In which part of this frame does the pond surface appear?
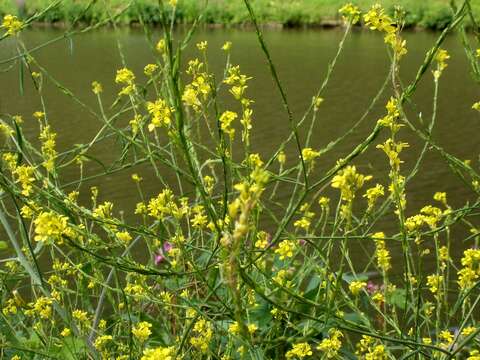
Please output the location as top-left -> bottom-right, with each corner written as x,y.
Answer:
1,27 -> 479,270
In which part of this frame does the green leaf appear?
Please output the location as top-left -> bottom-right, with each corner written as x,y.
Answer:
341,272 -> 372,284
387,288 -> 407,310
305,274 -> 321,294
55,336 -> 88,360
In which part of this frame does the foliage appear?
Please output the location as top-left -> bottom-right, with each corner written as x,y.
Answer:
0,0 -> 479,29
1,1 -> 480,359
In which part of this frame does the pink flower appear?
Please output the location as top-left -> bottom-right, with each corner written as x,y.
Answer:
154,242 -> 174,265
154,254 -> 165,265
163,241 -> 173,252
366,281 -> 379,294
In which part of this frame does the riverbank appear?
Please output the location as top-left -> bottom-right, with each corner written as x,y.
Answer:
2,0 -> 479,30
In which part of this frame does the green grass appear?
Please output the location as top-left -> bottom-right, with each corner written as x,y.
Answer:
1,0 -> 479,29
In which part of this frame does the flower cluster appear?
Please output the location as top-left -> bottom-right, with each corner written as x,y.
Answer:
373,232 -> 391,272
224,64 -> 254,143
339,3 -> 361,24
286,342 -> 313,359
275,239 -> 296,260
364,4 -> 407,59
182,59 -> 211,111
147,98 -> 174,131
356,335 -> 388,359
317,328 -> 343,358
34,211 -> 68,244
2,14 -> 22,35
190,318 -> 213,353
115,68 -> 136,96
331,166 -> 372,204
132,321 -> 152,343
433,48 -> 450,79
39,125 -> 58,172
457,248 -> 480,290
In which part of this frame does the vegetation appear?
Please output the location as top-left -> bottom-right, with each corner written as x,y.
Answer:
0,0 -> 479,29
1,0 -> 480,359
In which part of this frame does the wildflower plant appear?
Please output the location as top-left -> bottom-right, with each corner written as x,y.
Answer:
0,1 -> 480,359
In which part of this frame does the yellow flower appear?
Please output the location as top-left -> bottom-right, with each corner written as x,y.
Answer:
473,102 -> 480,111
277,150 -> 286,165
2,14 -> 22,35
422,337 -> 432,345
426,274 -> 443,295
384,32 -> 407,59
39,125 -> 57,172
338,3 -> 361,24
286,342 -> 313,359
439,330 -> 453,346
115,68 -> 136,95
222,41 -> 232,51
147,99 -> 174,131
92,81 -> 103,94
301,148 -> 320,162
144,63 -> 158,76
94,335 -> 113,350
116,231 -> 132,244
219,111 -> 238,137
255,231 -> 269,249
372,292 -> 384,303
349,281 -> 367,296
34,211 -> 68,244
61,328 -> 71,337
363,4 -> 394,33
356,335 -> 388,358
317,328 -> 343,358
196,41 -> 208,51
2,298 -> 17,316
275,240 -> 296,260
115,68 -> 135,84
33,111 -> 45,120
169,0 -> 178,7
13,165 -> 36,196
468,350 -> 480,360
433,191 -> 447,206
373,232 -> 391,272
182,85 -> 201,109
156,39 -> 166,53
132,321 -> 152,343
433,49 -> 450,79
132,173 -> 142,182
228,321 -> 257,336
190,318 -> 212,353
312,96 -> 324,110
462,326 -> 477,336
191,205 -> 208,228
376,139 -> 409,171
29,296 -> 53,319
364,184 -> 384,210
457,248 -> 480,290
331,166 -> 372,203
72,309 -> 89,323
318,196 -> 330,207
294,217 -> 311,230
141,346 -> 177,360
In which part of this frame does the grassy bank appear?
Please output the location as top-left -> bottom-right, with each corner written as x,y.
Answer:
1,0 -> 479,30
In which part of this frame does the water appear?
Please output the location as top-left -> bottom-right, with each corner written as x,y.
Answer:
1,27 -> 479,270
